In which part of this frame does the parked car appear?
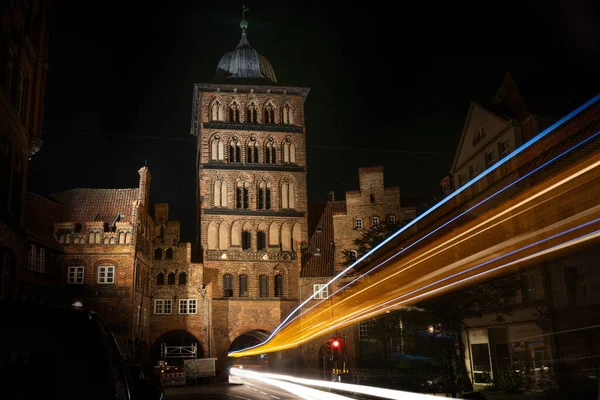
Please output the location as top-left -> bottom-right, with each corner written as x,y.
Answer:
0,301 -> 163,400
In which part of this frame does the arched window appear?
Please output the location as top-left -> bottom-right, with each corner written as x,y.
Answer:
95,232 -> 102,244
275,275 -> 283,297
109,237 -> 115,244
154,248 -> 162,260
210,136 -> 225,161
283,139 -> 296,163
178,272 -> 187,285
349,250 -> 358,261
257,231 -> 266,251
259,275 -> 269,297
236,182 -> 250,209
281,103 -> 294,124
229,140 -> 241,163
388,215 -> 396,225
242,231 -> 251,250
213,180 -> 227,207
166,248 -> 173,259
103,237 -> 109,244
231,222 -> 242,247
264,102 -> 275,124
224,274 -> 233,297
218,221 -> 228,250
239,275 -> 249,297
281,223 -> 292,251
372,217 -> 379,227
125,232 -> 132,244
281,182 -> 295,209
247,140 -> 259,163
257,182 -> 272,210
167,273 -> 175,285
355,218 -> 363,229
229,101 -> 240,122
211,99 -> 224,121
292,223 -> 301,251
89,232 -> 95,244
207,222 -> 218,250
156,272 -> 164,285
246,102 -> 258,124
269,223 -> 279,247
265,140 -> 277,164
119,232 -> 125,244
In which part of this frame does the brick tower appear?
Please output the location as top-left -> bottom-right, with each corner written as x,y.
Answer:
190,12 -> 310,372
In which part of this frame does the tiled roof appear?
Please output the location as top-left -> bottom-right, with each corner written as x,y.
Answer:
301,202 -> 336,278
50,188 -> 139,223
330,200 -> 347,215
25,192 -> 63,249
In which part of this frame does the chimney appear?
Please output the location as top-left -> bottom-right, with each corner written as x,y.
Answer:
327,191 -> 335,202
137,166 -> 151,206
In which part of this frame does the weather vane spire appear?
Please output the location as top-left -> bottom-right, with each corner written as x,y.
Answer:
240,5 -> 249,32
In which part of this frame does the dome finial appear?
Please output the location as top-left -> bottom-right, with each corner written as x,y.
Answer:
240,5 -> 249,32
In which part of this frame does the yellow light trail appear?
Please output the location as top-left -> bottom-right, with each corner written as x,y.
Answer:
230,146 -> 600,357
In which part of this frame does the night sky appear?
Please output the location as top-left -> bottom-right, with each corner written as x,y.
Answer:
28,0 -> 600,245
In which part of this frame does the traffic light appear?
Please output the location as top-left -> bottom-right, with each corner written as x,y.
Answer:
331,337 -> 341,361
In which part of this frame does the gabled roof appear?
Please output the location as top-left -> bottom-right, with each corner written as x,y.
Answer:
301,202 -> 336,278
50,188 -> 139,224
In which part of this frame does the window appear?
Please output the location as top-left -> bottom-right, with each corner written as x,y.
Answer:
520,274 -> 536,302
98,266 -> 115,284
210,100 -> 224,121
242,231 -> 251,250
239,275 -> 248,297
179,299 -> 197,314
472,127 -> 486,146
210,136 -> 225,161
498,139 -> 510,158
167,273 -> 175,285
388,215 -> 396,225
166,248 -> 173,259
282,103 -> 294,124
236,182 -> 250,209
281,182 -> 295,209
154,299 -> 172,315
28,244 -> 37,270
313,284 -> 328,299
246,103 -> 258,124
469,162 -> 479,179
213,179 -> 227,207
265,141 -> 277,163
485,150 -> 496,167
38,248 -> 45,273
348,250 -> 358,261
229,140 -> 241,162
68,266 -> 84,284
283,139 -> 296,163
258,182 -> 272,210
565,265 -> 587,305
359,320 -> 377,341
355,218 -> 363,230
264,103 -> 275,124
388,337 -> 401,353
314,248 -> 321,256
316,226 -> 323,233
229,102 -> 240,122
156,272 -> 164,285
369,193 -> 375,203
224,274 -> 233,297
274,275 -> 283,297
372,217 -> 379,227
457,172 -> 467,187
247,140 -> 259,163
257,231 -> 266,251
154,248 -> 161,260
178,272 -> 187,285
260,275 -> 268,297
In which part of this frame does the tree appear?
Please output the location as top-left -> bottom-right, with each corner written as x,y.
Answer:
341,222 -> 403,268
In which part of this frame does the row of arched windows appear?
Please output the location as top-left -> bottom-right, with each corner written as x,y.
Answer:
58,231 -> 132,245
156,271 -> 186,285
154,248 -> 174,260
210,136 -> 297,164
207,221 -> 302,251
223,273 -> 283,298
210,99 -> 295,125
213,180 -> 295,210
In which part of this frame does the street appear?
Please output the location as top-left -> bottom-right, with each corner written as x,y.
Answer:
163,379 -> 303,400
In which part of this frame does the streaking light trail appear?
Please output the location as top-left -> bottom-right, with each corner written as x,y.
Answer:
229,94 -> 600,357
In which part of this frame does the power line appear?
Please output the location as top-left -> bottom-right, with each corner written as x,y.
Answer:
43,130 -> 453,155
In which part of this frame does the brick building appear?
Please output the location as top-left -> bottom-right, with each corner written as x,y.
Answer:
49,167 -> 154,348
188,16 -> 309,374
0,0 -> 50,302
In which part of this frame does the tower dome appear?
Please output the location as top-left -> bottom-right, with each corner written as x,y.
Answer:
215,18 -> 277,83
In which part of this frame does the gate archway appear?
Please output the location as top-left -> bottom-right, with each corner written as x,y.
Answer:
150,330 -> 204,367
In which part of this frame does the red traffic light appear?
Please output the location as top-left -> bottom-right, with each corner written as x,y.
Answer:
332,339 -> 340,348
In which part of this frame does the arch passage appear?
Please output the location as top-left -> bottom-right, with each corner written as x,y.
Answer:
151,330 -> 204,367
229,329 -> 270,353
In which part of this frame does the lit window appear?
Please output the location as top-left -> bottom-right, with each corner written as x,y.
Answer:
355,218 -> 363,230
68,266 -> 84,284
98,266 -> 115,284
313,284 -> 328,299
359,320 -> 377,341
348,250 -> 358,261
28,244 -> 37,270
179,299 -> 197,314
154,299 -> 172,315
